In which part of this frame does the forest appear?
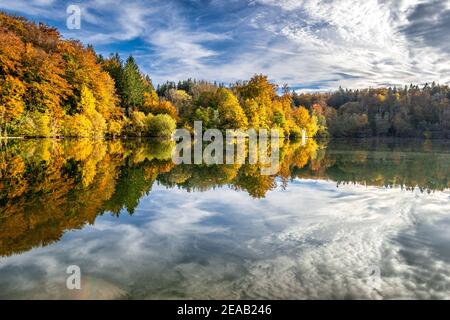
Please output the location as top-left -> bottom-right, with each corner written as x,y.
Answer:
293,84 -> 450,138
1,12 -> 450,139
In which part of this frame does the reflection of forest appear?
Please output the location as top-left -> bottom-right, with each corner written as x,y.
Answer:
1,138 -> 450,256
295,139 -> 450,192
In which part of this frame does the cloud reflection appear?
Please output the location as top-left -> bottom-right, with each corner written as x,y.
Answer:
1,180 -> 450,299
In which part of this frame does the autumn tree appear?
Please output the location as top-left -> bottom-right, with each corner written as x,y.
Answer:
216,88 -> 248,129
235,75 -> 276,129
0,76 -> 25,136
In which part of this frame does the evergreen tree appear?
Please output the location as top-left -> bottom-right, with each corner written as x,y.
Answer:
122,56 -> 147,114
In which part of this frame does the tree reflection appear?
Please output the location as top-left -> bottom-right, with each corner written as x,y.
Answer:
1,138 -> 450,256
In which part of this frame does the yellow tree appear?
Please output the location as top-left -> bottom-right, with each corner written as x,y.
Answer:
236,75 -> 276,129
166,89 -> 192,119
21,43 -> 71,134
129,111 -> 148,136
0,76 -> 25,136
64,114 -> 93,137
292,106 -> 318,137
78,85 -> 106,136
216,88 -> 248,130
155,100 -> 178,119
60,40 -> 120,125
242,99 -> 261,130
142,91 -> 159,113
0,31 -> 24,75
143,95 -> 178,120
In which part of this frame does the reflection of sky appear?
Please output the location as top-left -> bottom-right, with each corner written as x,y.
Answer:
1,180 -> 450,299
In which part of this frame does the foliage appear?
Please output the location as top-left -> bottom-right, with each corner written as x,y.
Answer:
294,84 -> 450,138
235,74 -> 275,130
121,56 -> 147,110
11,12 -> 450,139
145,99 -> 178,119
0,12 -> 121,137
125,111 -> 151,136
216,88 -> 248,130
108,119 -> 124,137
0,75 -> 25,135
63,113 -> 93,137
147,114 -> 177,138
292,106 -> 319,137
14,111 -> 51,137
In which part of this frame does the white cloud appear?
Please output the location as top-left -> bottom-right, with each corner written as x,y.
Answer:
246,0 -> 450,89
1,181 -> 450,299
0,0 -> 449,89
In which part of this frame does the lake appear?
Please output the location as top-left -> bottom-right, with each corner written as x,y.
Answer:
1,138 -> 450,299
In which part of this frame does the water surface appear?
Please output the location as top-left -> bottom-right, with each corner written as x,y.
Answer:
1,138 -> 450,299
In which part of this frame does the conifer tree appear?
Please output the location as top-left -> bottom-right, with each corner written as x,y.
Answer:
122,56 -> 147,115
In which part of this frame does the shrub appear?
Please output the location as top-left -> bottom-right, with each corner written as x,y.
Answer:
15,112 -> 51,137
147,114 -> 176,138
129,111 -> 147,136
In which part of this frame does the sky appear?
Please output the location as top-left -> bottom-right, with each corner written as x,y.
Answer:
1,0 -> 450,91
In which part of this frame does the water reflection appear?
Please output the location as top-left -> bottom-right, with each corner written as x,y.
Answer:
1,138 -> 450,299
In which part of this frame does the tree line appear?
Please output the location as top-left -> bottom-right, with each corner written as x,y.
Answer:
293,84 -> 450,138
1,12 -> 449,139
0,12 -> 318,139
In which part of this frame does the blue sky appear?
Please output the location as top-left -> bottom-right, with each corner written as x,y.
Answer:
1,0 -> 450,90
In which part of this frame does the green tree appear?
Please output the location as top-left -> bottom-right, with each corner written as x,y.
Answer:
147,114 -> 177,138
122,56 -> 147,114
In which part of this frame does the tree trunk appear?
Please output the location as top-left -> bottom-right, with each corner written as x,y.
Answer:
0,109 -> 5,138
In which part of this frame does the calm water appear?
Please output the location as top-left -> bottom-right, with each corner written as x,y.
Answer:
1,138 -> 450,299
